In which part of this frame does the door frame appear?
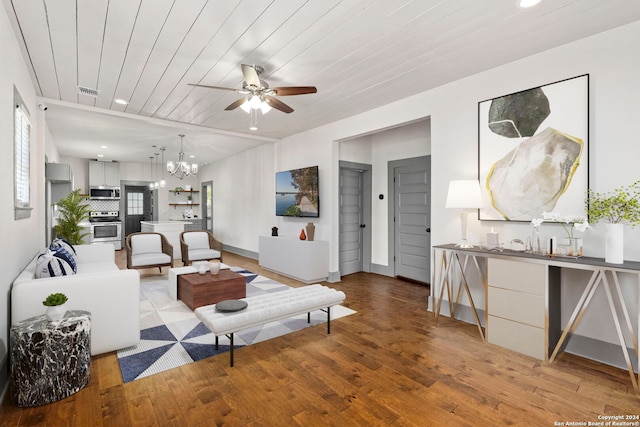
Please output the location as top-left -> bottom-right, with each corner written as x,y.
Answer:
120,180 -> 157,246
387,155 -> 430,278
339,161 -> 373,276
201,180 -> 213,233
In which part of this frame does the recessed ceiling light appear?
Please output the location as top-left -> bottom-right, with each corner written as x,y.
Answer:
97,154 -> 104,158
114,98 -> 128,105
250,125 -> 258,131
189,155 -> 195,159
519,0 -> 542,7
100,145 -> 108,149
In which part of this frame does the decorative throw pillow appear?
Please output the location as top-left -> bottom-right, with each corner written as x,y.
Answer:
50,238 -> 76,257
50,238 -> 77,272
35,249 -> 76,278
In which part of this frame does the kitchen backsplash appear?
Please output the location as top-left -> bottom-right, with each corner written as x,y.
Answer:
89,199 -> 120,212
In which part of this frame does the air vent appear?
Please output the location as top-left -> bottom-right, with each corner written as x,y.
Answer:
77,86 -> 100,97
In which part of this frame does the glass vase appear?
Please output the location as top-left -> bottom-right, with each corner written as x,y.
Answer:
561,237 -> 583,257
532,229 -> 541,254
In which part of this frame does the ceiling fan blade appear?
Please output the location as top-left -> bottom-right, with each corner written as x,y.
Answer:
188,83 -> 243,93
241,64 -> 261,88
225,97 -> 247,111
264,96 -> 294,114
272,86 -> 317,96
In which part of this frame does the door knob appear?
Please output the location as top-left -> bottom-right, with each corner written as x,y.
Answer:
360,224 -> 366,228
426,228 -> 431,232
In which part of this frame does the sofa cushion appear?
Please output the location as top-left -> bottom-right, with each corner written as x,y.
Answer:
131,252 -> 171,267
188,248 -> 221,261
130,234 -> 162,255
76,262 -> 120,274
35,249 -> 76,278
184,232 -> 210,250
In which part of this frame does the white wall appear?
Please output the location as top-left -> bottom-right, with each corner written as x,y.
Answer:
0,4 -> 47,395
198,143 -> 276,253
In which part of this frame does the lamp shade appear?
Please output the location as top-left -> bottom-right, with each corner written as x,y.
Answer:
446,180 -> 482,209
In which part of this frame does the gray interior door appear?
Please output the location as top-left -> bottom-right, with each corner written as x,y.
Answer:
339,168 -> 364,276
393,157 -> 430,283
125,186 -> 153,236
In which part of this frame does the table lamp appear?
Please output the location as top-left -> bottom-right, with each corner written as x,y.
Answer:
446,180 -> 482,248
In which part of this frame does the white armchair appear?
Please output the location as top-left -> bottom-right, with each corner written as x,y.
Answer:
180,230 -> 223,266
126,232 -> 173,272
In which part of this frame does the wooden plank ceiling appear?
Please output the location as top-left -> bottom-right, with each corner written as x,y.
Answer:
3,0 -> 640,164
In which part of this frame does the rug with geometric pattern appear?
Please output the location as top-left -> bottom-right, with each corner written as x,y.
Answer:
117,267 -> 355,382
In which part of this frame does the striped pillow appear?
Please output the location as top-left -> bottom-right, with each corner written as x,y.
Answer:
50,238 -> 77,272
35,249 -> 76,278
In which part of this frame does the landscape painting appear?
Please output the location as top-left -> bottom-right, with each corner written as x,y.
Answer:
275,166 -> 319,217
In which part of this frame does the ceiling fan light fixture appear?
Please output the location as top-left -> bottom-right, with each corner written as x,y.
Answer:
519,0 -> 542,8
249,96 -> 262,109
260,102 -> 271,114
240,100 -> 251,113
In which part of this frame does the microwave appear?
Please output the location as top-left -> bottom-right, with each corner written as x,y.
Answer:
89,187 -> 120,199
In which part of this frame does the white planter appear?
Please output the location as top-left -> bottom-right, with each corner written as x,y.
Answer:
605,223 -> 624,264
45,304 -> 67,321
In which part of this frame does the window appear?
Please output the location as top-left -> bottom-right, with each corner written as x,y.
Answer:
14,89 -> 32,220
127,192 -> 143,215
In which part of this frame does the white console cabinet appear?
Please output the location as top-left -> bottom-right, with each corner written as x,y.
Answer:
259,236 -> 329,284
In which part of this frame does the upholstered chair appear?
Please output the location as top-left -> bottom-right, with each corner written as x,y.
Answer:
180,230 -> 223,266
126,232 -> 173,272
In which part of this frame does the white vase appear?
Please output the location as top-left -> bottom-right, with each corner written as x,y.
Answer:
198,263 -> 208,274
210,261 -> 220,274
605,223 -> 624,264
45,304 -> 66,321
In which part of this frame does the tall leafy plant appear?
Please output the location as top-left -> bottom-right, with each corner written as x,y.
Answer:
54,189 -> 91,244
585,180 -> 640,226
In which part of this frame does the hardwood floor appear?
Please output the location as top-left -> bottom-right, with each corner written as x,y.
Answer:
1,250 -> 638,426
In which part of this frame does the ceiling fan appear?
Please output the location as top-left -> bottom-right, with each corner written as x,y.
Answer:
188,64 -> 317,114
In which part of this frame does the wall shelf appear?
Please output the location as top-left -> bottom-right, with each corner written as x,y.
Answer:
169,203 -> 199,208
169,189 -> 199,194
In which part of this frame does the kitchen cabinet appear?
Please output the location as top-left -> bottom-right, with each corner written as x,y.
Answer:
46,163 -> 72,183
89,161 -> 120,187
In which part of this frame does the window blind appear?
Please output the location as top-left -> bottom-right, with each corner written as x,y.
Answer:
15,104 -> 31,218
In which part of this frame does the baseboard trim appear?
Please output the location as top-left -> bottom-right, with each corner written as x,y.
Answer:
370,263 -> 393,277
223,245 -> 258,260
327,271 -> 341,283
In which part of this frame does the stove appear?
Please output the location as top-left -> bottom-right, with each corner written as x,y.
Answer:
90,211 -> 120,222
89,211 -> 122,249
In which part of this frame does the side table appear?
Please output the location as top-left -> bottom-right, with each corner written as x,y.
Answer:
10,310 -> 91,407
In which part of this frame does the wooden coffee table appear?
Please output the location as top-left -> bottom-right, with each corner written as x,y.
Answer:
177,269 -> 246,311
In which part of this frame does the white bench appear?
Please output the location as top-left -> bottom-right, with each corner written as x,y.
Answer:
195,284 -> 346,366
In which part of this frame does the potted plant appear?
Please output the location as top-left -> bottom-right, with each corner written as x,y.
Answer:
43,292 -> 68,321
54,189 -> 91,245
585,180 -> 640,263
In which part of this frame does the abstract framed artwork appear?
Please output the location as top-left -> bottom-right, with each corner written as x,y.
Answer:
478,74 -> 589,221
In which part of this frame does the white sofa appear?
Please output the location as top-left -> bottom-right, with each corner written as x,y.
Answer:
12,243 -> 140,356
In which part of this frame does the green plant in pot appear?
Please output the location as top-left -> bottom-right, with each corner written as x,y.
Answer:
585,180 -> 640,264
43,292 -> 68,321
54,189 -> 91,245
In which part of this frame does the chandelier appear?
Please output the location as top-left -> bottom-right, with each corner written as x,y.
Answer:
166,134 -> 197,179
